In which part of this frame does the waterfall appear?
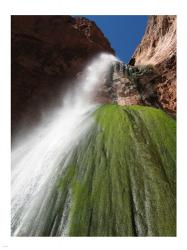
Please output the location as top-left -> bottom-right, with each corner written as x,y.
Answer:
11,53 -> 117,236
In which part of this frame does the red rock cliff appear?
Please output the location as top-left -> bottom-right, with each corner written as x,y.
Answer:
11,15 -> 114,136
131,15 -> 176,115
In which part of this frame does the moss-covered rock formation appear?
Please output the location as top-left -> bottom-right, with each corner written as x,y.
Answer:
41,105 -> 176,236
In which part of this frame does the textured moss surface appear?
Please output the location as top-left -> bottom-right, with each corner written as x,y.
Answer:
55,105 -> 176,236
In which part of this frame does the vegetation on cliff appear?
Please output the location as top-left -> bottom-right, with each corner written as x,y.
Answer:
55,104 -> 176,236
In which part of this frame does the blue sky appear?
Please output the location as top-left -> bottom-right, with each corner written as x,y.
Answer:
84,15 -> 148,63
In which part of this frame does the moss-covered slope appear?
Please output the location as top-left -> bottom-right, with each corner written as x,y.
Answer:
52,105 -> 176,236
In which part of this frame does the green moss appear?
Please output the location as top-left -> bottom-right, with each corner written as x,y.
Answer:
56,104 -> 176,236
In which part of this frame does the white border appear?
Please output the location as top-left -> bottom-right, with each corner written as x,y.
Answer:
0,0 -> 186,249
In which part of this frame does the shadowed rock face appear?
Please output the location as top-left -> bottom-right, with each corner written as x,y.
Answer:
11,15 -> 114,136
130,15 -> 176,116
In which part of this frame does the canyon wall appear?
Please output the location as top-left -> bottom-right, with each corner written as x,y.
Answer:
130,15 -> 176,115
11,16 -> 114,136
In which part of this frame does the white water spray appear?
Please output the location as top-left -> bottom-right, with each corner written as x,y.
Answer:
11,53 -> 117,236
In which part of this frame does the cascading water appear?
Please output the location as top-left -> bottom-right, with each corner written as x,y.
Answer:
11,53 -> 117,236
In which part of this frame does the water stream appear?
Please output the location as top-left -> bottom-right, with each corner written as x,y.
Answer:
11,53 -> 117,236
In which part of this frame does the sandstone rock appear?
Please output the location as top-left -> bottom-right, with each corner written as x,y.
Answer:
131,15 -> 176,115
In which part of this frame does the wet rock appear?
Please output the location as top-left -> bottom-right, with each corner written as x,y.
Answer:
97,62 -> 159,107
